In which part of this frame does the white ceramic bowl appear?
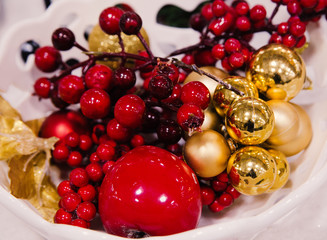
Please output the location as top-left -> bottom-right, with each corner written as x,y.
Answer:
1,0 -> 327,239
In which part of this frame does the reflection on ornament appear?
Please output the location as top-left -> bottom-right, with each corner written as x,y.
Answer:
183,130 -> 231,178
213,76 -> 258,117
183,66 -> 229,99
88,24 -> 149,68
227,146 -> 276,195
246,43 -> 306,101
225,97 -> 274,145
267,149 -> 290,192
266,103 -> 312,156
266,100 -> 300,146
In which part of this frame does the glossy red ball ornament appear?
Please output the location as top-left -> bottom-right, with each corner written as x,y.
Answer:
99,145 -> 202,237
39,110 -> 89,140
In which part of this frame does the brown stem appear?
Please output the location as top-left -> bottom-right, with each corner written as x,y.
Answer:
137,32 -> 155,60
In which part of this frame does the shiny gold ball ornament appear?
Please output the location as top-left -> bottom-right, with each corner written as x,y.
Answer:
88,24 -> 149,68
183,66 -> 229,99
266,103 -> 312,156
183,130 -> 231,178
227,146 -> 277,195
266,100 -> 300,146
201,107 -> 221,131
213,76 -> 259,117
246,43 -> 306,101
267,149 -> 290,192
225,97 -> 275,145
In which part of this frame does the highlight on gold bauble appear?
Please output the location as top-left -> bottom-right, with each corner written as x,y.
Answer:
266,100 -> 300,146
267,149 -> 290,192
246,43 -> 306,101
227,146 -> 277,195
213,76 -> 259,117
266,103 -> 312,156
183,66 -> 229,99
88,24 -> 149,68
201,107 -> 221,131
183,130 -> 231,178
225,97 -> 275,145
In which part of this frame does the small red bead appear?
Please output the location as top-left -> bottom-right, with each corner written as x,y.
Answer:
201,3 -> 214,21
212,44 -> 225,60
218,192 -> 233,207
78,184 -> 97,202
52,144 -> 69,163
212,0 -> 227,17
67,151 -> 83,167
225,185 -> 241,199
96,143 -> 115,161
34,77 -> 52,98
65,132 -> 80,148
58,75 -> 85,104
61,192 -> 82,212
180,81 -> 210,109
34,46 -> 61,73
86,162 -> 104,182
177,103 -> 204,132
79,134 -> 93,151
106,118 -> 133,143
249,5 -> 267,22
71,219 -> 89,228
200,185 -> 215,205
211,179 -> 228,192
102,160 -> 115,174
208,198 -> 225,212
57,180 -> 74,197
70,168 -> 89,188
224,38 -> 241,53
80,88 -> 111,119
76,201 -> 97,221
54,208 -> 72,224
99,7 -> 124,35
130,134 -> 145,148
84,64 -> 113,91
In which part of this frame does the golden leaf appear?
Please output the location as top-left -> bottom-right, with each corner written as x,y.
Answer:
25,118 -> 45,136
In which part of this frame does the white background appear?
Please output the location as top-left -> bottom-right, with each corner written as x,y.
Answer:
0,0 -> 327,239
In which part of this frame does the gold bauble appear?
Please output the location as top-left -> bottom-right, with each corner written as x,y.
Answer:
246,43 -> 306,101
183,66 -> 229,99
225,97 -> 275,145
227,146 -> 276,195
183,130 -> 231,178
267,149 -> 290,192
88,24 -> 149,69
266,100 -> 300,146
201,107 -> 221,131
266,103 -> 312,156
213,76 -> 259,117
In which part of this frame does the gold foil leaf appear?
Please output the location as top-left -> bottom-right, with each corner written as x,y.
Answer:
25,118 -> 45,136
0,95 -> 21,120
0,115 -> 57,160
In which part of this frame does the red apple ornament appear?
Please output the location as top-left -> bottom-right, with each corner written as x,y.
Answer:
99,145 -> 202,237
39,110 -> 89,140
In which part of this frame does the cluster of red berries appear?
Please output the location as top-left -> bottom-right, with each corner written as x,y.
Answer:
200,172 -> 241,212
31,0 -> 327,233
171,0 -> 326,72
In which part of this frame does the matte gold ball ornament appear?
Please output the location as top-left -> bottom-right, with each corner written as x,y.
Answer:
213,76 -> 259,117
266,103 -> 312,156
183,130 -> 231,178
266,100 -> 300,146
183,66 -> 229,99
267,149 -> 290,192
225,97 -> 275,145
246,43 -> 306,101
88,24 -> 149,68
227,146 -> 277,195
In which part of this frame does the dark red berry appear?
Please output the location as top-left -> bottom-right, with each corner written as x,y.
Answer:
114,67 -> 136,89
52,27 -> 75,51
157,120 -> 182,144
119,11 -> 142,35
148,74 -> 173,100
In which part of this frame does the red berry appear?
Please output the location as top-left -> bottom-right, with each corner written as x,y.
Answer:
156,119 -> 182,144
57,180 -> 74,197
70,168 -> 89,188
225,185 -> 241,199
208,198 -> 225,212
84,64 -> 113,91
228,52 -> 245,68
177,103 -> 204,132
235,1 -> 250,15
78,134 -> 93,151
34,46 -> 61,72
277,22 -> 289,35
287,0 -> 303,15
218,192 -> 233,207
269,32 -> 283,44
130,134 -> 145,148
71,219 -> 89,228
189,13 -> 207,32
282,34 -> 297,47
80,88 -> 111,119
78,184 -> 97,202
211,179 -> 228,192
212,0 -> 227,17
52,144 -> 70,163
102,160 -> 115,174
99,146 -> 202,237
208,12 -> 233,36
194,49 -> 217,67
58,75 -> 85,104
148,74 -> 173,100
99,7 -> 124,35
67,151 -> 83,167
224,38 -> 241,53
236,16 -> 251,31
113,67 -> 136,89
61,192 -> 82,212
212,44 -> 225,59
201,3 -> 214,21
96,143 -> 115,161
200,185 -> 215,205
180,81 -> 210,109
54,208 -> 72,224
300,0 -> 318,8
76,201 -> 97,221
106,118 -> 132,143
65,132 -> 80,147
249,5 -> 267,22
34,77 -> 51,98
114,94 -> 146,128
289,21 -> 306,37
